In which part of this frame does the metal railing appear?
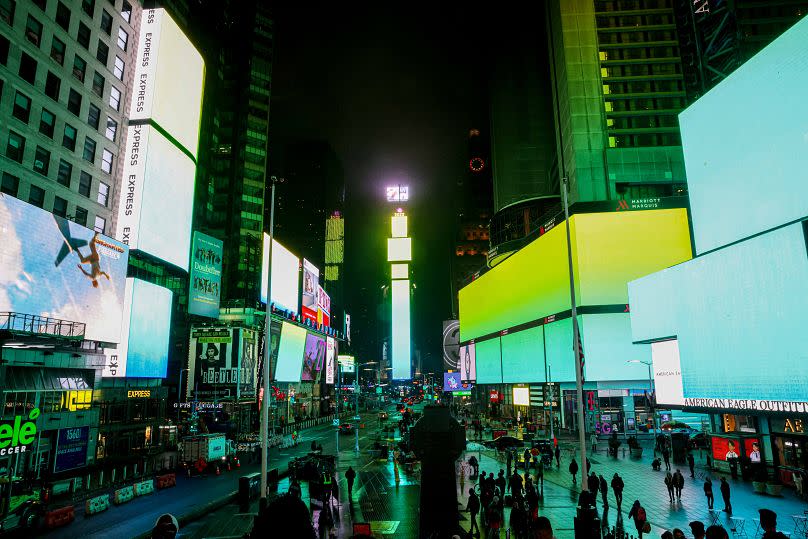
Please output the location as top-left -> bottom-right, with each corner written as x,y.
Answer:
0,312 -> 86,339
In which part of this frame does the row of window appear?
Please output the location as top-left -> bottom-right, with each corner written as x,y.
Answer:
6,127 -> 114,176
2,171 -> 107,232
12,86 -> 117,142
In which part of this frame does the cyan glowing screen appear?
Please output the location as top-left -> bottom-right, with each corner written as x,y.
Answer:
391,279 -> 411,379
475,338 -> 502,384
125,278 -> 172,378
275,322 -> 306,382
501,326 -> 545,383
680,15 -> 808,254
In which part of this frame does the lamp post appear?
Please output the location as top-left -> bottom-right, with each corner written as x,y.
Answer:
627,359 -> 657,434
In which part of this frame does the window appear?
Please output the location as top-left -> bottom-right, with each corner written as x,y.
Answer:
62,124 -> 77,151
116,27 -> 128,51
72,54 -> 87,82
0,34 -> 8,64
93,215 -> 106,234
52,196 -> 67,217
83,137 -> 96,162
92,71 -> 104,96
68,88 -> 82,116
45,71 -> 61,100
105,117 -> 117,141
81,0 -> 94,17
50,36 -> 66,65
97,181 -> 109,206
12,91 -> 31,123
96,40 -> 108,65
113,56 -> 124,80
87,103 -> 100,129
32,0 -> 46,9
19,52 -> 37,84
40,108 -> 56,137
121,1 -> 131,23
29,185 -> 45,208
57,159 -> 72,186
33,146 -> 50,176
25,15 -> 42,46
0,0 -> 14,26
56,2 -> 70,31
109,85 -> 121,110
100,10 -> 112,34
77,22 -> 90,49
1,173 -> 19,196
5,131 -> 24,162
74,207 -> 88,226
78,171 -> 91,196
101,148 -> 113,173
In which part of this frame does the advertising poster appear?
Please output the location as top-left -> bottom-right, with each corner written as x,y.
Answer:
711,436 -> 748,462
188,231 -> 223,318
442,320 -> 460,371
317,285 -> 331,327
302,333 -> 326,382
344,313 -> 351,342
257,320 -> 281,393
459,343 -> 477,383
122,278 -> 172,378
443,372 -> 473,392
325,336 -> 336,385
188,327 -> 241,399
54,426 -> 90,473
238,329 -> 258,399
0,195 -> 129,344
301,259 -> 319,324
260,235 -> 299,312
338,355 -> 355,373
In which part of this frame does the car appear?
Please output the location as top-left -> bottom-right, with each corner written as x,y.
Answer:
339,423 -> 354,435
378,411 -> 389,420
483,436 -> 524,451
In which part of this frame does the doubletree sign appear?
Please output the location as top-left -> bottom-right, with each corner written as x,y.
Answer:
0,408 -> 39,456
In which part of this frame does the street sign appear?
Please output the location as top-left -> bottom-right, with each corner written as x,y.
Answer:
332,418 -> 340,426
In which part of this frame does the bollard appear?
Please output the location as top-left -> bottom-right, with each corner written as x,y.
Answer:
111,469 -> 116,485
123,465 -> 127,481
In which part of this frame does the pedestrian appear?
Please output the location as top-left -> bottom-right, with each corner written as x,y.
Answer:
535,516 -> 554,539
689,521 -> 706,539
588,472 -> 599,502
599,474 -> 609,508
703,476 -> 714,509
468,455 -> 479,477
688,452 -> 696,478
345,466 -> 356,503
628,500 -> 649,539
523,448 -> 531,471
719,477 -> 731,514
151,513 -> 179,539
525,482 -> 539,526
569,458 -> 579,484
665,471 -> 675,502
465,487 -> 481,537
706,525 -> 729,539
487,490 -> 502,538
673,469 -> 685,500
611,473 -> 624,508
509,469 -> 524,497
662,446 -> 671,471
509,493 -> 528,539
673,529 -> 686,539
496,470 -> 506,500
591,432 -> 598,454
288,477 -> 302,499
536,457 -> 545,492
759,508 -> 789,539
554,446 -> 561,467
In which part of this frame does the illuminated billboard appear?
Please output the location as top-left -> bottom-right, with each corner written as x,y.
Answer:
459,342 -> 476,382
679,15 -> 808,254
443,372 -> 473,392
442,320 -> 460,371
392,214 -> 408,237
513,387 -> 530,406
116,124 -> 195,270
260,235 -> 300,312
459,209 -> 691,342
301,259 -> 319,323
129,8 -> 204,158
188,231 -> 223,318
391,264 -> 408,279
111,278 -> 173,378
387,238 -> 412,262
275,322 -> 306,382
386,185 -> 409,202
391,279 -> 411,379
0,194 -> 129,344
317,285 -> 330,326
338,354 -> 355,373
325,336 -> 336,384
301,332 -> 325,382
187,327 -> 257,400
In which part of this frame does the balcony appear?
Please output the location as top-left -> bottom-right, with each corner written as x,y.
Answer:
0,312 -> 86,340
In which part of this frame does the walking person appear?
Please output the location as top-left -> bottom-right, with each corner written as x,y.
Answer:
554,446 -> 561,468
468,455 -> 479,477
345,466 -> 356,504
495,470 -> 506,500
523,448 -> 531,471
591,432 -> 598,454
662,445 -> 671,471
673,469 -> 685,500
611,473 -> 624,509
569,458 -> 579,485
688,452 -> 696,478
536,456 -> 545,495
628,500 -> 649,539
465,487 -> 481,537
665,471 -> 675,502
720,477 -> 732,514
599,474 -> 609,508
486,490 -> 502,538
703,476 -> 714,509
588,472 -> 600,504
509,469 -> 524,497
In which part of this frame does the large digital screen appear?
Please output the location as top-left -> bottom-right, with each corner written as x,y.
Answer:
443,372 -> 473,392
391,279 -> 411,379
651,339 -> 684,407
301,332 -> 325,382
317,285 -> 330,326
116,125 -> 195,270
475,338 -> 502,384
386,185 -> 409,202
338,354 -> 355,373
501,326 -> 543,384
260,235 -> 300,312
459,341 -> 476,382
120,278 -> 172,378
0,194 -> 129,343
679,15 -> 808,255
275,322 -> 307,382
513,387 -> 530,406
325,336 -> 336,385
129,8 -> 204,158
458,210 -> 691,342
387,238 -> 412,262
629,222 -> 808,406
187,327 -> 255,400
188,231 -> 223,318
301,259 -> 319,323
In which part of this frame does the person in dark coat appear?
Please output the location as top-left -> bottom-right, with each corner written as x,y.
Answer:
665,472 -> 675,502
703,477 -> 714,509
720,477 -> 732,514
554,446 -> 561,467
599,474 -> 609,508
465,487 -> 481,537
569,458 -> 579,484
509,470 -> 524,497
345,466 -> 356,503
587,472 -> 600,503
628,500 -> 648,539
611,473 -> 625,508
662,446 -> 671,470
496,470 -> 507,502
759,508 -> 790,539
673,469 -> 685,500
688,452 -> 696,478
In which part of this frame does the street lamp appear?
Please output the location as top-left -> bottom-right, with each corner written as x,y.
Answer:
627,359 -> 657,434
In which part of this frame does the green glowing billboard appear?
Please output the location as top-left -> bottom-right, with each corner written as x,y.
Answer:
391,279 -> 411,379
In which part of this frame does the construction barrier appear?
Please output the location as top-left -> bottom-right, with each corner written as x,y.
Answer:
84,494 -> 110,515
133,479 -> 154,497
44,505 -> 75,529
113,485 -> 134,505
156,473 -> 176,489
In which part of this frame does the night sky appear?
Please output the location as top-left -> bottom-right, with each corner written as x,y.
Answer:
269,6 -> 491,373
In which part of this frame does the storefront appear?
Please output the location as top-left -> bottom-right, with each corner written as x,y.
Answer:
770,417 -> 808,486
